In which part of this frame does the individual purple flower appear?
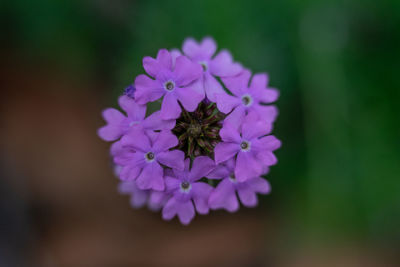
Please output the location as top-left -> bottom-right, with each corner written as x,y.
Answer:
116,129 -> 185,191
134,49 -> 204,119
98,95 -> 175,141
214,113 -> 281,181
162,156 -> 215,225
206,159 -> 271,212
182,37 -> 242,102
215,70 -> 279,124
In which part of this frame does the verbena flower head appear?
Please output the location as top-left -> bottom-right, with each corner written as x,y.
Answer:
98,37 -> 281,225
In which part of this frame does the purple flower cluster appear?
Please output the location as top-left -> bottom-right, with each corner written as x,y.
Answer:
98,37 -> 281,225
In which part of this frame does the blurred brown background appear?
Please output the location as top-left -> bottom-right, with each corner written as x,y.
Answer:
1,0 -> 399,266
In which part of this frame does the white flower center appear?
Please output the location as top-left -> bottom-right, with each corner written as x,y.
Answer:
229,174 -> 237,183
199,61 -> 208,71
241,94 -> 253,107
164,80 -> 175,91
129,121 -> 140,127
240,140 -> 251,152
180,181 -> 192,193
144,152 -> 155,162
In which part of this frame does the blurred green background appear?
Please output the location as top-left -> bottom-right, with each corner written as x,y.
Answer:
1,0 -> 399,266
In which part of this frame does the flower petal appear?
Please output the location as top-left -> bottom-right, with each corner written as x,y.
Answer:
176,200 -> 195,225
199,37 -> 217,59
225,158 -> 236,171
136,162 -> 164,191
253,135 -> 281,151
208,179 -> 238,212
235,151 -> 262,182
162,198 -> 195,225
222,105 -> 246,128
219,123 -> 241,143
250,73 -> 268,90
142,56 -> 159,78
262,88 -> 280,103
189,156 -> 216,181
97,124 -> 123,142
162,197 -> 177,220
214,143 -> 240,164
129,188 -> 149,208
160,93 -> 181,120
142,111 -> 175,130
192,182 -> 213,214
203,72 -> 224,102
134,74 -> 164,104
143,49 -> 172,78
119,165 -> 141,181
252,104 -> 278,123
248,177 -> 271,194
209,50 -> 242,77
156,49 -> 173,70
257,151 -> 278,166
187,78 -> 206,97
114,165 -> 122,179
152,131 -> 179,152
110,140 -> 124,156
250,74 -> 280,103
182,37 -> 216,60
113,147 -> 136,165
118,180 -> 136,194
241,120 -> 271,140
173,56 -> 202,86
206,164 -> 230,179
170,158 -> 191,181
143,49 -> 172,77
215,93 -> 241,114
101,108 -> 125,124
165,176 -> 181,192
237,185 -> 258,207
172,170 -> 188,182
182,37 -> 201,59
175,86 -> 204,112
148,191 -> 168,211
118,95 -> 146,121
170,48 -> 182,67
157,150 -> 185,170
221,69 -> 251,96
121,128 -> 151,152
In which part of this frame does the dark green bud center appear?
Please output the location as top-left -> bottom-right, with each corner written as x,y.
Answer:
172,101 -> 225,158
188,123 -> 202,137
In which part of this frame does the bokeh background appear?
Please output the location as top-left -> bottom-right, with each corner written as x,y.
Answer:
1,0 -> 399,266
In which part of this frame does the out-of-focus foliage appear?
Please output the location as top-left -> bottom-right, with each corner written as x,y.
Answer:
1,0 -> 399,244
